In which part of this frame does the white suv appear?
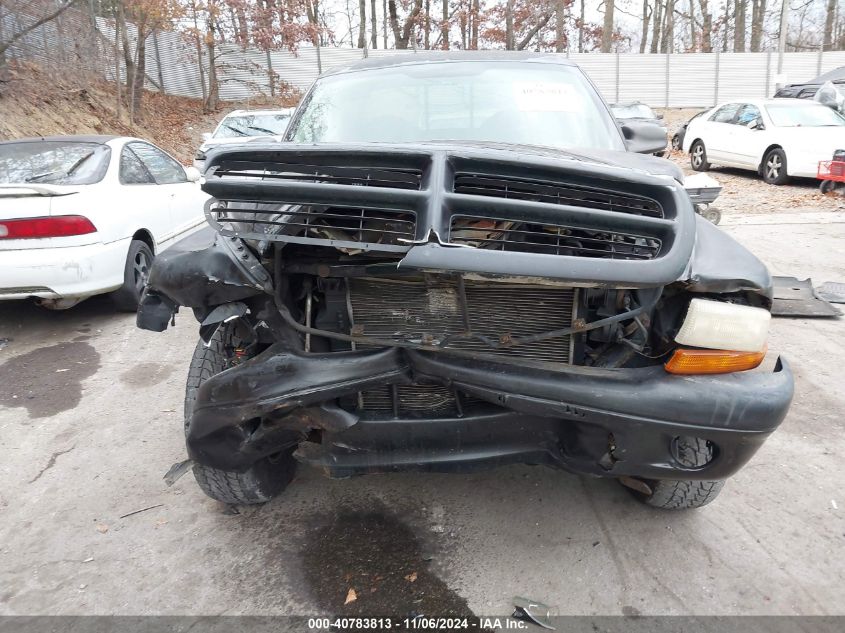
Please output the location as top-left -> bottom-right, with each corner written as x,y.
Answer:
194,108 -> 294,170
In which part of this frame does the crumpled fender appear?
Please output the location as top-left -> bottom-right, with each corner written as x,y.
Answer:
137,227 -> 272,332
679,216 -> 772,299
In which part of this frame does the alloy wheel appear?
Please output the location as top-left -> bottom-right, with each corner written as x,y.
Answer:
133,250 -> 150,293
766,154 -> 782,180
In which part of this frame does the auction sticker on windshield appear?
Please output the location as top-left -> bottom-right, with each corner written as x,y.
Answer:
513,81 -> 580,112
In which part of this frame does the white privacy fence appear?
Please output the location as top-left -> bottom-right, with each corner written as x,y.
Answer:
4,7 -> 845,107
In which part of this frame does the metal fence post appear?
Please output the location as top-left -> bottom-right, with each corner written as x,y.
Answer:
714,51 -> 720,106
664,52 -> 670,108
615,52 -> 620,103
765,50 -> 771,98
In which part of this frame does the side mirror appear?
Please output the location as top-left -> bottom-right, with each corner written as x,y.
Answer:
656,112 -> 664,120
620,120 -> 668,155
184,166 -> 202,182
201,132 -> 212,142
747,118 -> 765,130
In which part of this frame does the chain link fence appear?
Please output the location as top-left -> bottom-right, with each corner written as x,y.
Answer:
3,6 -> 845,108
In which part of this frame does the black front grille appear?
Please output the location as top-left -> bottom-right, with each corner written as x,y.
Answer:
453,173 -> 664,218
449,215 -> 661,260
216,203 -> 416,250
212,159 -> 423,190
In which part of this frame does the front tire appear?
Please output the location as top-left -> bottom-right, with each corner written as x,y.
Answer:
184,328 -> 297,505
762,148 -> 790,185
625,437 -> 725,510
111,239 -> 153,312
690,140 -> 710,171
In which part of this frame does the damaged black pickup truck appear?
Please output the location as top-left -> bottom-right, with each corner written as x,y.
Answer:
138,53 -> 793,510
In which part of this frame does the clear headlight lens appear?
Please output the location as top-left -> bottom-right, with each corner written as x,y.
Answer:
675,298 -> 770,353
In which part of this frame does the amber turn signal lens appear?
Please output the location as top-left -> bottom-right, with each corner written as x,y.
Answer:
664,347 -> 767,375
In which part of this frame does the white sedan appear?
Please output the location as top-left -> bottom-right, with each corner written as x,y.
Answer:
682,98 -> 845,184
0,135 -> 208,310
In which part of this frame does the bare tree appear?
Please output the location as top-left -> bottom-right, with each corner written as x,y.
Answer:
554,0 -> 566,52
388,0 -> 423,49
578,0 -> 585,52
505,0 -> 514,50
370,0 -> 378,47
750,0 -> 766,51
660,0 -> 674,53
470,0 -> 479,49
650,0 -> 662,52
601,0 -> 615,52
358,0 -> 367,47
640,0 -> 652,53
441,0 -> 449,49
823,0 -> 836,50
699,0 -> 712,52
733,0 -> 746,51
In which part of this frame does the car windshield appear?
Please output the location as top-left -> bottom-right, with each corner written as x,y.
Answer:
214,114 -> 291,138
288,61 -> 625,152
765,104 -> 845,127
611,103 -> 656,119
0,141 -> 111,185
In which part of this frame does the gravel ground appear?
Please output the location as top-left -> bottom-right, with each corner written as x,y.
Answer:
658,108 -> 845,216
1,217 -> 844,618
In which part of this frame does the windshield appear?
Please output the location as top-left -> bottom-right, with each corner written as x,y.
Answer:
0,141 -> 111,185
611,103 -> 656,119
214,113 -> 291,138
288,62 -> 625,152
765,104 -> 845,127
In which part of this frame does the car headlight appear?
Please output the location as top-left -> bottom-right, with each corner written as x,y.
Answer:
675,298 -> 770,353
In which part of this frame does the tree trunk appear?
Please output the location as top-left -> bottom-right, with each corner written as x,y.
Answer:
116,2 -> 135,117
441,0 -> 449,49
505,0 -> 514,50
556,0 -> 567,52
688,0 -> 696,50
823,0 -> 836,50
470,0 -> 479,49
517,12 -> 553,50
651,0 -> 662,53
699,0 -> 712,52
383,0 -> 388,48
205,12 -> 219,113
640,1 -> 651,53
750,0 -> 764,51
661,0 -> 675,53
578,0 -> 585,52
370,0 -> 378,48
424,0 -> 430,48
388,0 -> 423,49
358,0 -> 367,47
733,0 -> 746,52
601,1 -> 615,52
133,30 -> 147,119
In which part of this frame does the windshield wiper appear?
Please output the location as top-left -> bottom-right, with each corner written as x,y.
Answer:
246,125 -> 279,135
222,124 -> 249,136
25,150 -> 95,183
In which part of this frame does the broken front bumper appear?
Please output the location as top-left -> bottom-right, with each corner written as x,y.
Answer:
187,345 -> 793,481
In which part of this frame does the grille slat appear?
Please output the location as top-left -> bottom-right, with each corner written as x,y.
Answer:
449,215 -> 661,260
453,173 -> 664,218
214,159 -> 424,190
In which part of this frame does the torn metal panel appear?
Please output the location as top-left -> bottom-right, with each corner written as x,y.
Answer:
771,277 -> 843,317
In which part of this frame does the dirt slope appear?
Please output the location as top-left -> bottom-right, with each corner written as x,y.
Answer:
0,62 -> 223,163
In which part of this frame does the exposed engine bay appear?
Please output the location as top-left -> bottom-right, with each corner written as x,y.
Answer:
137,142 -> 790,491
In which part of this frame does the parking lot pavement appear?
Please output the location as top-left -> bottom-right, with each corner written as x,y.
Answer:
1,215 -> 844,618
